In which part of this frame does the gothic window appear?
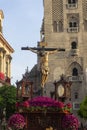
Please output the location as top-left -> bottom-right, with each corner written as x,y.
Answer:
68,16 -> 79,32
59,21 -> 63,32
71,41 -> 77,49
68,0 -> 76,4
67,0 -> 77,9
74,92 -> 78,99
72,68 -> 78,76
69,21 -> 78,27
53,21 -> 57,32
84,20 -> 87,31
53,21 -> 63,32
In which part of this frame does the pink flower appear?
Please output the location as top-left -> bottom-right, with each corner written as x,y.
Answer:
62,114 -> 79,129
22,101 -> 29,107
29,96 -> 64,108
8,114 -> 25,130
55,101 -> 64,108
15,96 -> 73,113
15,102 -> 20,107
16,101 -> 30,108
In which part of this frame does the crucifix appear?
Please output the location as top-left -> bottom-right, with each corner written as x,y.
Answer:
21,42 -> 65,95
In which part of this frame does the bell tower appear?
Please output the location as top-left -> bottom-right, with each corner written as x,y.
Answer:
40,0 -> 87,114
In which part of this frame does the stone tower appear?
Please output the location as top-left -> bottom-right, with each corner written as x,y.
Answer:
39,0 -> 87,112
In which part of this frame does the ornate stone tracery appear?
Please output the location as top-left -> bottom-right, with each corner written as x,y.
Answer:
52,0 -> 63,32
67,13 -> 79,32
82,0 -> 87,20
66,61 -> 83,77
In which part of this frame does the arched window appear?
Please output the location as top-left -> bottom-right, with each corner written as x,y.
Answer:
68,16 -> 79,32
68,0 -> 76,4
69,21 -> 78,27
53,21 -> 63,32
74,92 -> 78,99
59,21 -> 63,32
72,68 -> 78,76
71,41 -> 77,49
67,0 -> 77,9
53,21 -> 57,32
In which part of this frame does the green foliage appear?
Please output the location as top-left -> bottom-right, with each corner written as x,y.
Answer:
0,85 -> 17,119
78,96 -> 87,119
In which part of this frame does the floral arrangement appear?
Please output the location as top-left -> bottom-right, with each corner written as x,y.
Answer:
64,103 -> 72,113
16,96 -> 72,113
62,114 -> 79,130
15,97 -> 80,129
29,96 -> 64,107
16,100 -> 29,108
0,72 -> 5,80
8,113 -> 25,130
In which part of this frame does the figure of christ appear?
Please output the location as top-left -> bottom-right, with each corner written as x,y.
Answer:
21,46 -> 65,90
28,48 -> 58,88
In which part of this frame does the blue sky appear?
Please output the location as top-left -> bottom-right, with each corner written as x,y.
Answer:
0,0 -> 43,85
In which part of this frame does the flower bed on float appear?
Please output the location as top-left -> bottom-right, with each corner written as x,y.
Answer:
15,96 -> 79,130
16,96 -> 72,113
